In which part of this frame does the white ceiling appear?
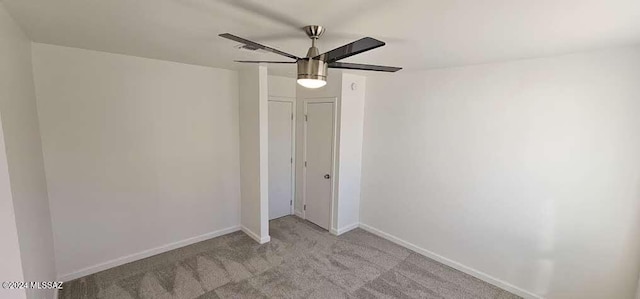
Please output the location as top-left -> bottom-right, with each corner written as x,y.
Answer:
5,0 -> 640,75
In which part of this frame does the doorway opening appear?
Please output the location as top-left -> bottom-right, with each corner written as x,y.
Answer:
301,98 -> 337,230
268,97 -> 295,220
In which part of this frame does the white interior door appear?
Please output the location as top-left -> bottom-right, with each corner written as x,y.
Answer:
304,101 -> 334,230
268,100 -> 294,220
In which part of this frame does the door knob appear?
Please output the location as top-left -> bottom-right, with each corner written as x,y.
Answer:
324,174 -> 331,179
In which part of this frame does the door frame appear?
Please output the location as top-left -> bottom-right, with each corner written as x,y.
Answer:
268,96 -> 296,216
301,97 -> 338,230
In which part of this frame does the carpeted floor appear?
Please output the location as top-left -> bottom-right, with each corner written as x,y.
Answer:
60,216 -> 520,298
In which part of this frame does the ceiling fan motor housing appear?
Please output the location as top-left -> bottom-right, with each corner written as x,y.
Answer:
297,58 -> 328,82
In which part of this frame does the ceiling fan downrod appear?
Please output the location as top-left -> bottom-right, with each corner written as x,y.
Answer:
304,25 -> 325,58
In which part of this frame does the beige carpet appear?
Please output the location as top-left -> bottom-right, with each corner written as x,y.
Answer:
59,216 -> 520,298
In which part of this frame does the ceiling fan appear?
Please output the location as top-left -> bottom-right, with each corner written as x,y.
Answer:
219,25 -> 402,89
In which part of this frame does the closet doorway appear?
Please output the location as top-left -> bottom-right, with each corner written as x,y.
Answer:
268,97 -> 295,220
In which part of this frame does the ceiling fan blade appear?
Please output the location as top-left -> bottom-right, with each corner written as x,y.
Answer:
219,33 -> 299,60
235,60 -> 297,64
328,62 -> 402,72
314,37 -> 385,63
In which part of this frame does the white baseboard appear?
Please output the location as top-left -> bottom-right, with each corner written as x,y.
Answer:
241,226 -> 270,244
330,222 -> 359,236
359,223 -> 541,299
294,210 -> 304,218
58,225 -> 241,282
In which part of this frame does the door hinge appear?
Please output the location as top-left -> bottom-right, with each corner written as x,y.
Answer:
304,161 -> 307,167
290,200 -> 292,206
305,114 -> 308,121
304,204 -> 306,211
291,113 -> 293,120
291,157 -> 293,163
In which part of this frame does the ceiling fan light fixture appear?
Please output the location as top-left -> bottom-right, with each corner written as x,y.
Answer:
297,78 -> 327,89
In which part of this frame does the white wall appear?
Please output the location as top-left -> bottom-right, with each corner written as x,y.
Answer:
239,66 -> 270,243
360,46 -> 640,298
268,75 -> 296,98
31,43 -> 241,279
336,73 -> 366,232
0,115 -> 26,299
0,4 -> 56,298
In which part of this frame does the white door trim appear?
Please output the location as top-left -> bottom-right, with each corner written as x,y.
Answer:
268,96 -> 296,216
302,97 -> 338,230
